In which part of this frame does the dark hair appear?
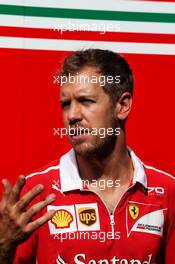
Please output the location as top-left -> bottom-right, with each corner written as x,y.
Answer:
60,49 -> 134,105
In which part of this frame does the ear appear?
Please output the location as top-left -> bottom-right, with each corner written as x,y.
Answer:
115,92 -> 132,120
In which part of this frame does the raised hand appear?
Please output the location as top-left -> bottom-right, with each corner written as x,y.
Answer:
0,175 -> 56,263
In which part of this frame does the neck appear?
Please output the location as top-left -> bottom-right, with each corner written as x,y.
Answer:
76,133 -> 134,189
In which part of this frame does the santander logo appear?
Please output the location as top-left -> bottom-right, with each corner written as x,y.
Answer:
74,253 -> 155,264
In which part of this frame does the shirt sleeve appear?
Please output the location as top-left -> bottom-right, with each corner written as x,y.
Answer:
165,208 -> 175,264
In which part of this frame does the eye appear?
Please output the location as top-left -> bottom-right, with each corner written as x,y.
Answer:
79,98 -> 95,105
61,100 -> 70,109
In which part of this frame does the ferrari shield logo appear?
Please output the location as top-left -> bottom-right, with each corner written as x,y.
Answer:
129,204 -> 139,219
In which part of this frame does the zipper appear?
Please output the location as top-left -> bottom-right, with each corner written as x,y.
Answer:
81,183 -> 136,239
110,214 -> 115,239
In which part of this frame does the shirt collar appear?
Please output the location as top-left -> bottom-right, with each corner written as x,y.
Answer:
60,147 -> 147,192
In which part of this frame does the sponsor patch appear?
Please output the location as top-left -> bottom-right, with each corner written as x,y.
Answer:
130,210 -> 164,236
129,204 -> 139,220
75,203 -> 100,231
127,202 -> 167,237
48,205 -> 77,234
51,209 -> 73,228
78,208 -> 96,226
137,223 -> 162,233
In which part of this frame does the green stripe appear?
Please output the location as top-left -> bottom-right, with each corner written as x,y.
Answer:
0,4 -> 175,23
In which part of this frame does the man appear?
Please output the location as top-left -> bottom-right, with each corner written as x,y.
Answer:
0,49 -> 174,264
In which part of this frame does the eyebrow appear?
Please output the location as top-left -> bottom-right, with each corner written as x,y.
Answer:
60,94 -> 96,104
76,95 -> 95,100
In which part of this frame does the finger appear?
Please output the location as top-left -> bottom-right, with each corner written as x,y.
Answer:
14,184 -> 44,212
21,193 -> 56,224
24,210 -> 55,233
1,179 -> 12,208
8,175 -> 26,205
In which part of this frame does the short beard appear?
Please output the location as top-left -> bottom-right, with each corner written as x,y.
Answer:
74,127 -> 118,161
86,133 -> 117,161
72,111 -> 119,161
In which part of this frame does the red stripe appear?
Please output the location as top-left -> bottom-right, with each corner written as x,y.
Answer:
1,26 -> 175,44
143,0 -> 175,2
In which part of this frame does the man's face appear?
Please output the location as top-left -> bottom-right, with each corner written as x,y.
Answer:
60,67 -> 119,158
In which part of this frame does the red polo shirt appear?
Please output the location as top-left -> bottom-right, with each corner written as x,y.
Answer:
15,149 -> 175,264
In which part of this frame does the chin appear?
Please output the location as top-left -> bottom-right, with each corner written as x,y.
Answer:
72,136 -> 117,160
72,142 -> 97,157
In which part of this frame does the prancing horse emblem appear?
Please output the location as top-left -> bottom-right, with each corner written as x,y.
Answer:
129,204 -> 139,219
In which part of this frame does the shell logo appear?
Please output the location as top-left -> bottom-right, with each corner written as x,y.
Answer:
51,209 -> 73,229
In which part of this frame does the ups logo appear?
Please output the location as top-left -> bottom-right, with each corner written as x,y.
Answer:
78,208 -> 97,226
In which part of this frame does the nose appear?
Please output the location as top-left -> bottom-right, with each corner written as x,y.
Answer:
67,102 -> 82,124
